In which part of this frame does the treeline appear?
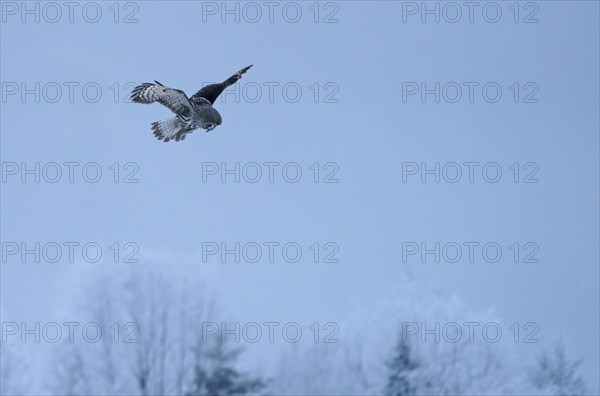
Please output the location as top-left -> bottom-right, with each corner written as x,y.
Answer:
0,268 -> 590,395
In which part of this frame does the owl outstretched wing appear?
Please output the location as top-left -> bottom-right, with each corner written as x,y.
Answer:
190,65 -> 253,105
131,81 -> 194,116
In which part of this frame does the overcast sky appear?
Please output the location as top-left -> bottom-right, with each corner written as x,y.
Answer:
1,0 -> 598,390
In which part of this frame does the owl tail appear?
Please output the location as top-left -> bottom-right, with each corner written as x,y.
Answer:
151,118 -> 189,143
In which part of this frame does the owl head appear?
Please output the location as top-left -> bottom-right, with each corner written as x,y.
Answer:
202,107 -> 223,132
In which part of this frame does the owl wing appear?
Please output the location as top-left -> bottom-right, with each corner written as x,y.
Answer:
131,81 -> 194,116
190,65 -> 253,105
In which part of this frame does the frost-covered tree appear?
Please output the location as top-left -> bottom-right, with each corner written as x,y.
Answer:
268,271 -> 592,396
52,342 -> 92,395
383,336 -> 418,396
27,266 -> 594,396
0,337 -> 27,396
268,339 -> 372,395
187,332 -> 265,396
531,340 -> 586,395
48,265 -> 227,395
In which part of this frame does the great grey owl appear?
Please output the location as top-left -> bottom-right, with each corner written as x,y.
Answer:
131,65 -> 252,142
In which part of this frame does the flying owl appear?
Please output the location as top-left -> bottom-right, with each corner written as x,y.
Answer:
130,65 -> 252,142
